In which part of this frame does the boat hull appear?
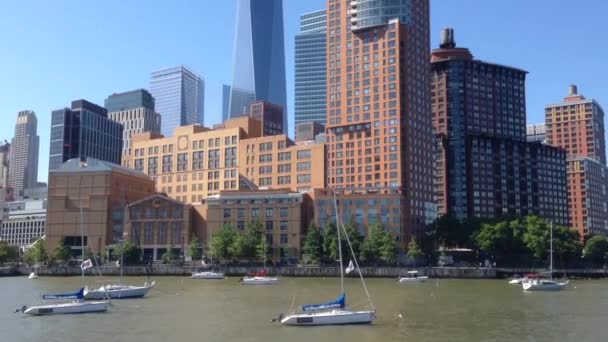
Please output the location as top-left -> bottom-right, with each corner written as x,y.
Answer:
23,301 -> 108,316
28,272 -> 38,279
84,282 -> 154,300
281,310 -> 375,326
398,276 -> 428,283
522,280 -> 568,291
242,276 -> 279,285
191,272 -> 225,280
509,278 -> 523,284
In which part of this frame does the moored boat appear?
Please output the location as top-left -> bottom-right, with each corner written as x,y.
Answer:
191,271 -> 225,280
398,271 -> 428,283
20,288 -> 109,316
241,270 -> 279,285
84,281 -> 155,299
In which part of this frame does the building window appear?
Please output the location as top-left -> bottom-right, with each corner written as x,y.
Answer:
172,222 -> 181,245
259,154 -> 272,163
208,149 -> 220,169
278,152 -> 291,161
266,220 -> 273,232
297,174 -> 311,184
223,208 -> 231,218
192,151 -> 204,170
278,176 -> 291,185
144,223 -> 153,244
297,162 -> 311,171
162,155 -> 173,173
280,234 -> 288,245
237,208 -> 245,218
148,157 -> 158,175
177,153 -> 188,172
260,142 -> 273,151
260,177 -> 272,186
280,221 -> 288,231
252,208 -> 260,218
280,207 -> 288,218
260,166 -> 273,174
278,164 -> 291,173
237,221 -> 245,231
297,150 -> 311,159
158,223 -> 167,245
266,208 -> 274,218
134,159 -> 144,172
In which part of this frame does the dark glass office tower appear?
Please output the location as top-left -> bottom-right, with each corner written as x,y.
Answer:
229,0 -> 287,133
294,9 -> 327,127
49,100 -> 123,171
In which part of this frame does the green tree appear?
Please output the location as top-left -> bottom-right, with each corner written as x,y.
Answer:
552,225 -> 582,264
211,224 -> 239,263
360,223 -> 385,264
302,223 -> 323,263
523,216 -> 550,259
111,240 -> 142,264
322,223 -> 339,263
54,239 -> 72,263
406,239 -> 423,264
379,232 -> 398,264
241,221 -> 263,260
23,240 -> 48,265
161,245 -> 175,264
343,222 -> 363,259
188,236 -> 203,261
0,241 -> 18,264
583,235 -> 608,265
256,237 -> 270,265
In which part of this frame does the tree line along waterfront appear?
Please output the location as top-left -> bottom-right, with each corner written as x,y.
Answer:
2,215 -> 608,270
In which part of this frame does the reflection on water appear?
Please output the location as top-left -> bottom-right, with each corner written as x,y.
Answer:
1,276 -> 607,342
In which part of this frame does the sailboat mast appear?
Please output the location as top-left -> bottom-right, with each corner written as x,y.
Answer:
550,221 -> 553,280
332,190 -> 344,294
80,205 -> 84,280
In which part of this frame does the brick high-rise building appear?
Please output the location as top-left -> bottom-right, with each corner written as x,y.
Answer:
8,111 -> 39,198
545,86 -> 608,236
432,28 -> 568,225
325,0 -> 435,245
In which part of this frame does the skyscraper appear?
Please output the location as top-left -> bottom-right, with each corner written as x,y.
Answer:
431,28 -> 568,225
326,0 -> 435,245
8,111 -> 39,198
294,9 -> 327,127
545,86 -> 608,237
0,142 -> 10,189
106,89 -> 161,167
222,84 -> 231,123
150,65 -> 204,137
49,100 -> 123,171
229,0 -> 287,133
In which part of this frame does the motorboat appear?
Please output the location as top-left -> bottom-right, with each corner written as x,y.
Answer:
84,281 -> 155,299
241,270 -> 279,285
398,271 -> 428,283
191,271 -> 225,280
522,278 -> 568,291
28,272 -> 39,279
20,288 -> 109,316
277,190 -> 376,326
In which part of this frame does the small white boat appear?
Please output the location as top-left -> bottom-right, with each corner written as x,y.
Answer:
191,271 -> 225,280
522,278 -> 568,292
242,276 -> 280,285
398,271 -> 428,283
509,278 -> 522,284
28,272 -> 39,279
280,309 -> 375,326
20,288 -> 109,316
84,281 -> 155,300
22,300 -> 108,316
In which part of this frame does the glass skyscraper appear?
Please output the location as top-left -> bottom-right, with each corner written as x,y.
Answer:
229,0 -> 287,133
49,100 -> 123,171
294,9 -> 327,127
150,65 -> 204,137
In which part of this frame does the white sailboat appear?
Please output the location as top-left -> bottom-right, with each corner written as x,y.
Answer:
522,222 -> 568,291
84,241 -> 155,299
20,204 -> 109,315
191,233 -> 225,280
278,190 -> 376,326
398,270 -> 428,283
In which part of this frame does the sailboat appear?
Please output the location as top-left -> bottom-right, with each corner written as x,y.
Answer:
84,240 -> 155,299
278,191 -> 376,326
191,233 -> 225,280
20,205 -> 110,315
522,222 -> 568,291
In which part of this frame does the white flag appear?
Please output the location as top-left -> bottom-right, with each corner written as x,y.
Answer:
115,260 -> 120,268
345,260 -> 355,274
81,259 -> 93,270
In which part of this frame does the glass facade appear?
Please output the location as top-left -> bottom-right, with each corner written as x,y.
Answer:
222,84 -> 231,123
150,66 -> 204,137
294,9 -> 327,127
229,0 -> 287,133
350,0 -> 414,31
49,100 -> 123,171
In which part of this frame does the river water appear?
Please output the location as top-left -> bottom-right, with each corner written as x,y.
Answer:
1,276 -> 607,342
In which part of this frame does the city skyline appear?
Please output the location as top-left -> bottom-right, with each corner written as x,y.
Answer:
0,0 -> 607,182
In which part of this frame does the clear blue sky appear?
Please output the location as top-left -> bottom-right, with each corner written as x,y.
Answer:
0,0 -> 606,182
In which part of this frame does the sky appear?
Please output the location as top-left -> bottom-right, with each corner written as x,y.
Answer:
0,0 -> 606,182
